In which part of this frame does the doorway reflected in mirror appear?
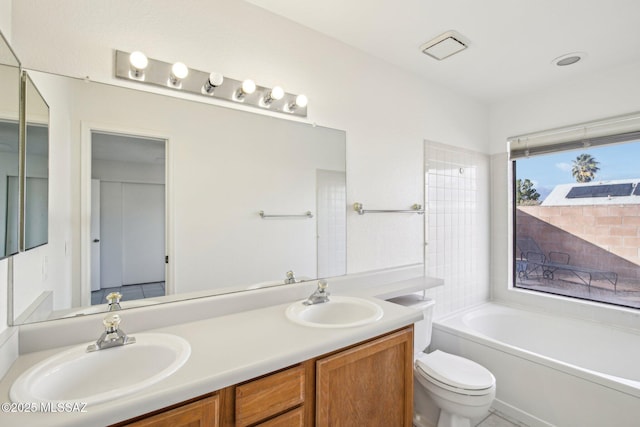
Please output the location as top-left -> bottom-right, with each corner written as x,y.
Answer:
90,131 -> 166,305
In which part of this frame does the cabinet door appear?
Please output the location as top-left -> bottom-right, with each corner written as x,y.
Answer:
123,395 -> 219,427
316,327 -> 413,427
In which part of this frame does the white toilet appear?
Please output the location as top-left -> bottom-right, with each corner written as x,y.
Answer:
389,295 -> 496,427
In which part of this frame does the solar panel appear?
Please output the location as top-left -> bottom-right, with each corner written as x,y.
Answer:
634,184 -> 640,196
566,183 -> 633,198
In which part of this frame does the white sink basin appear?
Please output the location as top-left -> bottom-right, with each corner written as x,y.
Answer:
10,333 -> 190,406
285,296 -> 383,328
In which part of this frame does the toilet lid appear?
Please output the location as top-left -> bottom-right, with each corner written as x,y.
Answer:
415,350 -> 495,391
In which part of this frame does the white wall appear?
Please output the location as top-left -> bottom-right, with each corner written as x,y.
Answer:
7,0 -> 489,317
0,0 -> 10,42
490,59 -> 640,329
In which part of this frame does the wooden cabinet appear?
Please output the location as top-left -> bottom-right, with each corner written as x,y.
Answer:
121,394 -> 219,427
114,327 -> 413,427
316,327 -> 414,427
235,365 -> 306,427
255,406 -> 304,427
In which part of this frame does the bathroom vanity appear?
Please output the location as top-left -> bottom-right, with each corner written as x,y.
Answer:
0,272 -> 432,427
114,327 -> 413,426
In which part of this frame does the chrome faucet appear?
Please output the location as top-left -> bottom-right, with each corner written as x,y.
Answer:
303,280 -> 330,305
86,314 -> 136,352
106,292 -> 122,311
284,270 -> 297,284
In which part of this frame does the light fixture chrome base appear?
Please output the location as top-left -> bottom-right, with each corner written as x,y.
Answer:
114,50 -> 307,117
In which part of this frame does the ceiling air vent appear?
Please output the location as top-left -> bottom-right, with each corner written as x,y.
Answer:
420,30 -> 468,60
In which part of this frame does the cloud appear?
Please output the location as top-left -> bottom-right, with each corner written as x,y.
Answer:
555,162 -> 572,172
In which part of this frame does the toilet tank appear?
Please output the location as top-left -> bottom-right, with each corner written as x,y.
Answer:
387,294 -> 435,355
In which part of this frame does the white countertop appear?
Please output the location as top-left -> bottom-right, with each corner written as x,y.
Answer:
0,294 -> 423,426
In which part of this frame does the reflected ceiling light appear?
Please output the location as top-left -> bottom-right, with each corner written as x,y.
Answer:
236,79 -> 256,100
420,30 -> 468,60
128,51 -> 148,79
263,85 -> 284,105
288,94 -> 308,111
169,62 -> 189,87
203,72 -> 224,94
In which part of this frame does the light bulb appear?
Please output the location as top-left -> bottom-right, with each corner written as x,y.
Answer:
271,86 -> 284,100
203,72 -> 224,94
129,51 -> 148,70
289,94 -> 308,111
236,79 -> 256,100
129,51 -> 148,79
295,94 -> 308,108
242,79 -> 256,94
263,85 -> 285,106
209,72 -> 224,87
171,62 -> 189,80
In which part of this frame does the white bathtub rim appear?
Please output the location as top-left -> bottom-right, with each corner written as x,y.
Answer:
437,298 -> 640,336
433,303 -> 640,399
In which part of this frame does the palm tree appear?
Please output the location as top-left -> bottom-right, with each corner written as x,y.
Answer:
571,153 -> 600,183
515,178 -> 541,205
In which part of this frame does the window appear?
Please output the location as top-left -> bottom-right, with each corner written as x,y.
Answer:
511,114 -> 640,309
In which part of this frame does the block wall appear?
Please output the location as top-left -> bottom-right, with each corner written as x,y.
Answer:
516,206 -> 640,283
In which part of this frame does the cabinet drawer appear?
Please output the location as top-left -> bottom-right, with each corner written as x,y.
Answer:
236,365 -> 305,427
123,395 -> 219,427
256,407 -> 304,427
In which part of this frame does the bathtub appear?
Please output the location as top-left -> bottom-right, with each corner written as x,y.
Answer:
431,302 -> 640,427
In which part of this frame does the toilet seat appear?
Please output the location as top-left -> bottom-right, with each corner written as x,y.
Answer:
415,350 -> 495,396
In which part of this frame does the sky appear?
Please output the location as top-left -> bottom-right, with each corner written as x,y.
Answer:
515,140 -> 640,201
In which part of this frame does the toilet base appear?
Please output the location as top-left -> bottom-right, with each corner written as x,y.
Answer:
437,410 -> 471,427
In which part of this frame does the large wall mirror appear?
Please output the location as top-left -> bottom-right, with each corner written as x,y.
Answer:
14,69 -> 346,323
0,32 -> 21,259
23,73 -> 49,251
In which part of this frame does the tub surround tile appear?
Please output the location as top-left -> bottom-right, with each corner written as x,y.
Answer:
424,141 -> 491,319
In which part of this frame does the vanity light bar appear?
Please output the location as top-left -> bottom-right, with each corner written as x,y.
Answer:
114,50 -> 308,117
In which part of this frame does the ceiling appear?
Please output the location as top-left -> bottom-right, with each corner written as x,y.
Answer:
92,132 -> 165,164
246,0 -> 640,104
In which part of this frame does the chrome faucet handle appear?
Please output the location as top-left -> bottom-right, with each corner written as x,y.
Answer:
106,292 -> 122,311
285,270 -> 297,284
106,292 -> 122,304
87,313 -> 136,352
103,314 -> 121,332
303,280 -> 330,305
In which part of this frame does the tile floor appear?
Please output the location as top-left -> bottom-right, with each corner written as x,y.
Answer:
91,282 -> 165,305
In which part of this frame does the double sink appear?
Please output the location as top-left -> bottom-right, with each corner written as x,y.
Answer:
9,295 -> 383,407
